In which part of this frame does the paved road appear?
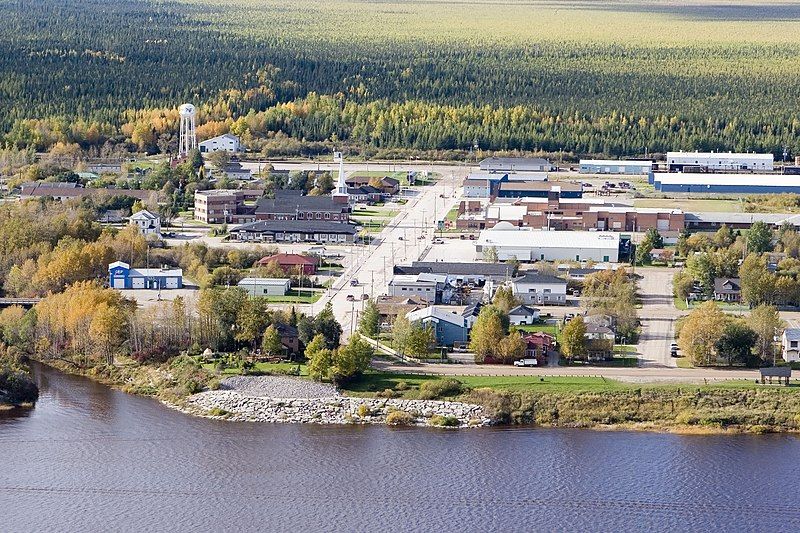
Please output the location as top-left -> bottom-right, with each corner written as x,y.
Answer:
372,359 -> 760,383
636,267 -> 682,367
313,172 -> 465,338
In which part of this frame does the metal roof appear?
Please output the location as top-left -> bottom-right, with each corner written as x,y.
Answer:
654,173 -> 799,187
478,227 -> 620,250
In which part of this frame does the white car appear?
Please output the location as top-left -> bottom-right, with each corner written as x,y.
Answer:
513,358 -> 538,367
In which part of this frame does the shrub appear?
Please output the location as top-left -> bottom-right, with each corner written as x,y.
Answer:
208,407 -> 230,417
429,415 -> 460,427
376,388 -> 397,398
357,404 -> 372,417
418,378 -> 463,400
394,381 -> 409,391
0,368 -> 39,405
386,410 -> 415,426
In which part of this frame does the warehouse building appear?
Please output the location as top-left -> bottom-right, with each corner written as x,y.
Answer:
480,157 -> 553,173
108,261 -> 183,290
497,182 -> 582,199
652,173 -> 800,194
476,223 -> 620,262
237,278 -> 291,297
666,151 -> 773,172
579,159 -> 653,175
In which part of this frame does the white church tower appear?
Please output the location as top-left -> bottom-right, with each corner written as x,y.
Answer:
331,151 -> 349,204
178,103 -> 197,157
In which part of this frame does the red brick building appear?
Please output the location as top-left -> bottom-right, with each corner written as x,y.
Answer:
257,253 -> 319,275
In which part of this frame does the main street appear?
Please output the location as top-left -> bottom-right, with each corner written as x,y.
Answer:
636,267 -> 682,367
312,170 -> 465,338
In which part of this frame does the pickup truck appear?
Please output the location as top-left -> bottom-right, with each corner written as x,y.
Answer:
513,358 -> 538,367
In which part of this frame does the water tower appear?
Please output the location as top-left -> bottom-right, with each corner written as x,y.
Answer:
178,103 -> 197,157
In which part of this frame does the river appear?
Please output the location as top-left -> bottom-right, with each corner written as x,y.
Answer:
2,364 -> 800,532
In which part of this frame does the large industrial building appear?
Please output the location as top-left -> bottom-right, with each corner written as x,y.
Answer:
476,224 -> 621,262
666,151 -> 773,172
480,157 -> 553,173
652,173 -> 800,194
579,159 -> 653,175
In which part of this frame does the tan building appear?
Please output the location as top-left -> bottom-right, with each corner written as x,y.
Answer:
193,189 -> 263,224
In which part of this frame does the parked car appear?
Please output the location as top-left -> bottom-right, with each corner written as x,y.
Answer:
350,279 -> 359,286
433,239 -> 444,244
514,358 -> 538,367
346,294 -> 355,302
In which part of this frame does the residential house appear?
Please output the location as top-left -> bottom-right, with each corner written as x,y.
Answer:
649,248 -> 674,263
129,209 -> 161,236
276,323 -> 300,357
461,302 -> 484,329
347,185 -> 383,204
714,278 -> 742,302
585,324 -> 615,361
782,328 -> 800,363
237,278 -> 291,297
508,305 -> 540,325
511,273 -> 567,305
522,332 -> 554,365
257,253 -> 318,275
229,220 -> 359,244
219,162 -> 253,181
345,176 -> 400,195
375,295 -> 429,323
108,261 -> 182,290
406,306 -> 470,347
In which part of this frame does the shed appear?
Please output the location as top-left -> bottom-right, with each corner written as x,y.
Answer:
759,366 -> 791,386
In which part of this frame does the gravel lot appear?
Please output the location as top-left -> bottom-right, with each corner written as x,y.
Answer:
220,376 -> 339,398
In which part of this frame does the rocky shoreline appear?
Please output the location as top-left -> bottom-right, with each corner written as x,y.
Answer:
175,376 -> 491,428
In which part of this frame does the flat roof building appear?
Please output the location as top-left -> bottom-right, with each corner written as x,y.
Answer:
666,151 -> 773,172
652,173 -> 800,194
237,277 -> 291,297
229,220 -> 359,244
477,224 -> 620,262
480,157 -> 553,173
579,159 -> 653,175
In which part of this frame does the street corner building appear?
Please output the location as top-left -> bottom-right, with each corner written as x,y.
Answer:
476,223 -> 621,262
108,261 -> 183,290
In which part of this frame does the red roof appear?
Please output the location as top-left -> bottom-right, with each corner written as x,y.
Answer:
522,332 -> 554,346
257,253 -> 318,266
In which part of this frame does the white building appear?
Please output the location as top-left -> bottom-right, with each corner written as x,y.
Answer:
667,151 -> 773,172
782,328 -> 800,362
387,275 -> 437,303
480,157 -> 553,172
510,274 -> 567,305
579,159 -> 653,175
237,277 -> 291,297
508,304 -> 541,325
199,133 -> 240,153
477,223 -> 621,262
129,209 -> 161,236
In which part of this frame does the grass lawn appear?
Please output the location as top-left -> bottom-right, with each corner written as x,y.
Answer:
202,361 -> 308,376
673,296 -> 688,311
634,198 -> 745,213
515,323 -> 559,335
260,289 -> 322,304
445,207 -> 459,222
676,357 -> 693,368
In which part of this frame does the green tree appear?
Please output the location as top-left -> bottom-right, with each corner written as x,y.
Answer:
672,271 -> 694,302
235,299 -> 271,348
406,323 -> 436,357
492,285 -> 520,314
469,306 -> 505,362
678,301 -> 726,366
747,221 -> 773,254
261,324 -> 283,357
496,333 -> 526,364
560,315 -> 588,362
314,303 -> 342,349
392,314 -> 413,355
715,319 -> 757,366
305,333 -> 332,380
188,149 -> 203,171
749,304 -> 783,365
686,252 -> 716,296
713,224 -> 735,249
739,253 -> 775,307
332,333 -> 373,384
359,300 -> 380,337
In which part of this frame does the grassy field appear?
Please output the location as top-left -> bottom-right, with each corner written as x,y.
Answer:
634,198 -> 745,213
260,290 -> 322,304
515,323 -> 560,336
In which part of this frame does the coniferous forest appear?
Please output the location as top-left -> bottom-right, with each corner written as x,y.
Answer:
3,0 -> 800,158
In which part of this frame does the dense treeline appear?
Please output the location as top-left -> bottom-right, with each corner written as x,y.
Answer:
2,0 -> 800,157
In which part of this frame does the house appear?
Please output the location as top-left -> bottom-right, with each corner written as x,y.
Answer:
511,273 -> 567,305
276,323 -> 300,356
782,328 -> 800,362
129,209 -> 161,236
229,220 -> 359,244
237,278 -> 291,297
585,324 -> 615,361
461,302 -> 484,328
714,278 -> 742,302
649,248 -> 674,263
508,305 -> 540,325
108,261 -> 182,290
220,162 -> 253,180
199,133 -> 240,153
345,176 -> 400,195
387,275 -> 438,303
375,295 -> 429,323
405,306 -> 469,347
257,253 -> 318,275
522,332 -> 554,365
